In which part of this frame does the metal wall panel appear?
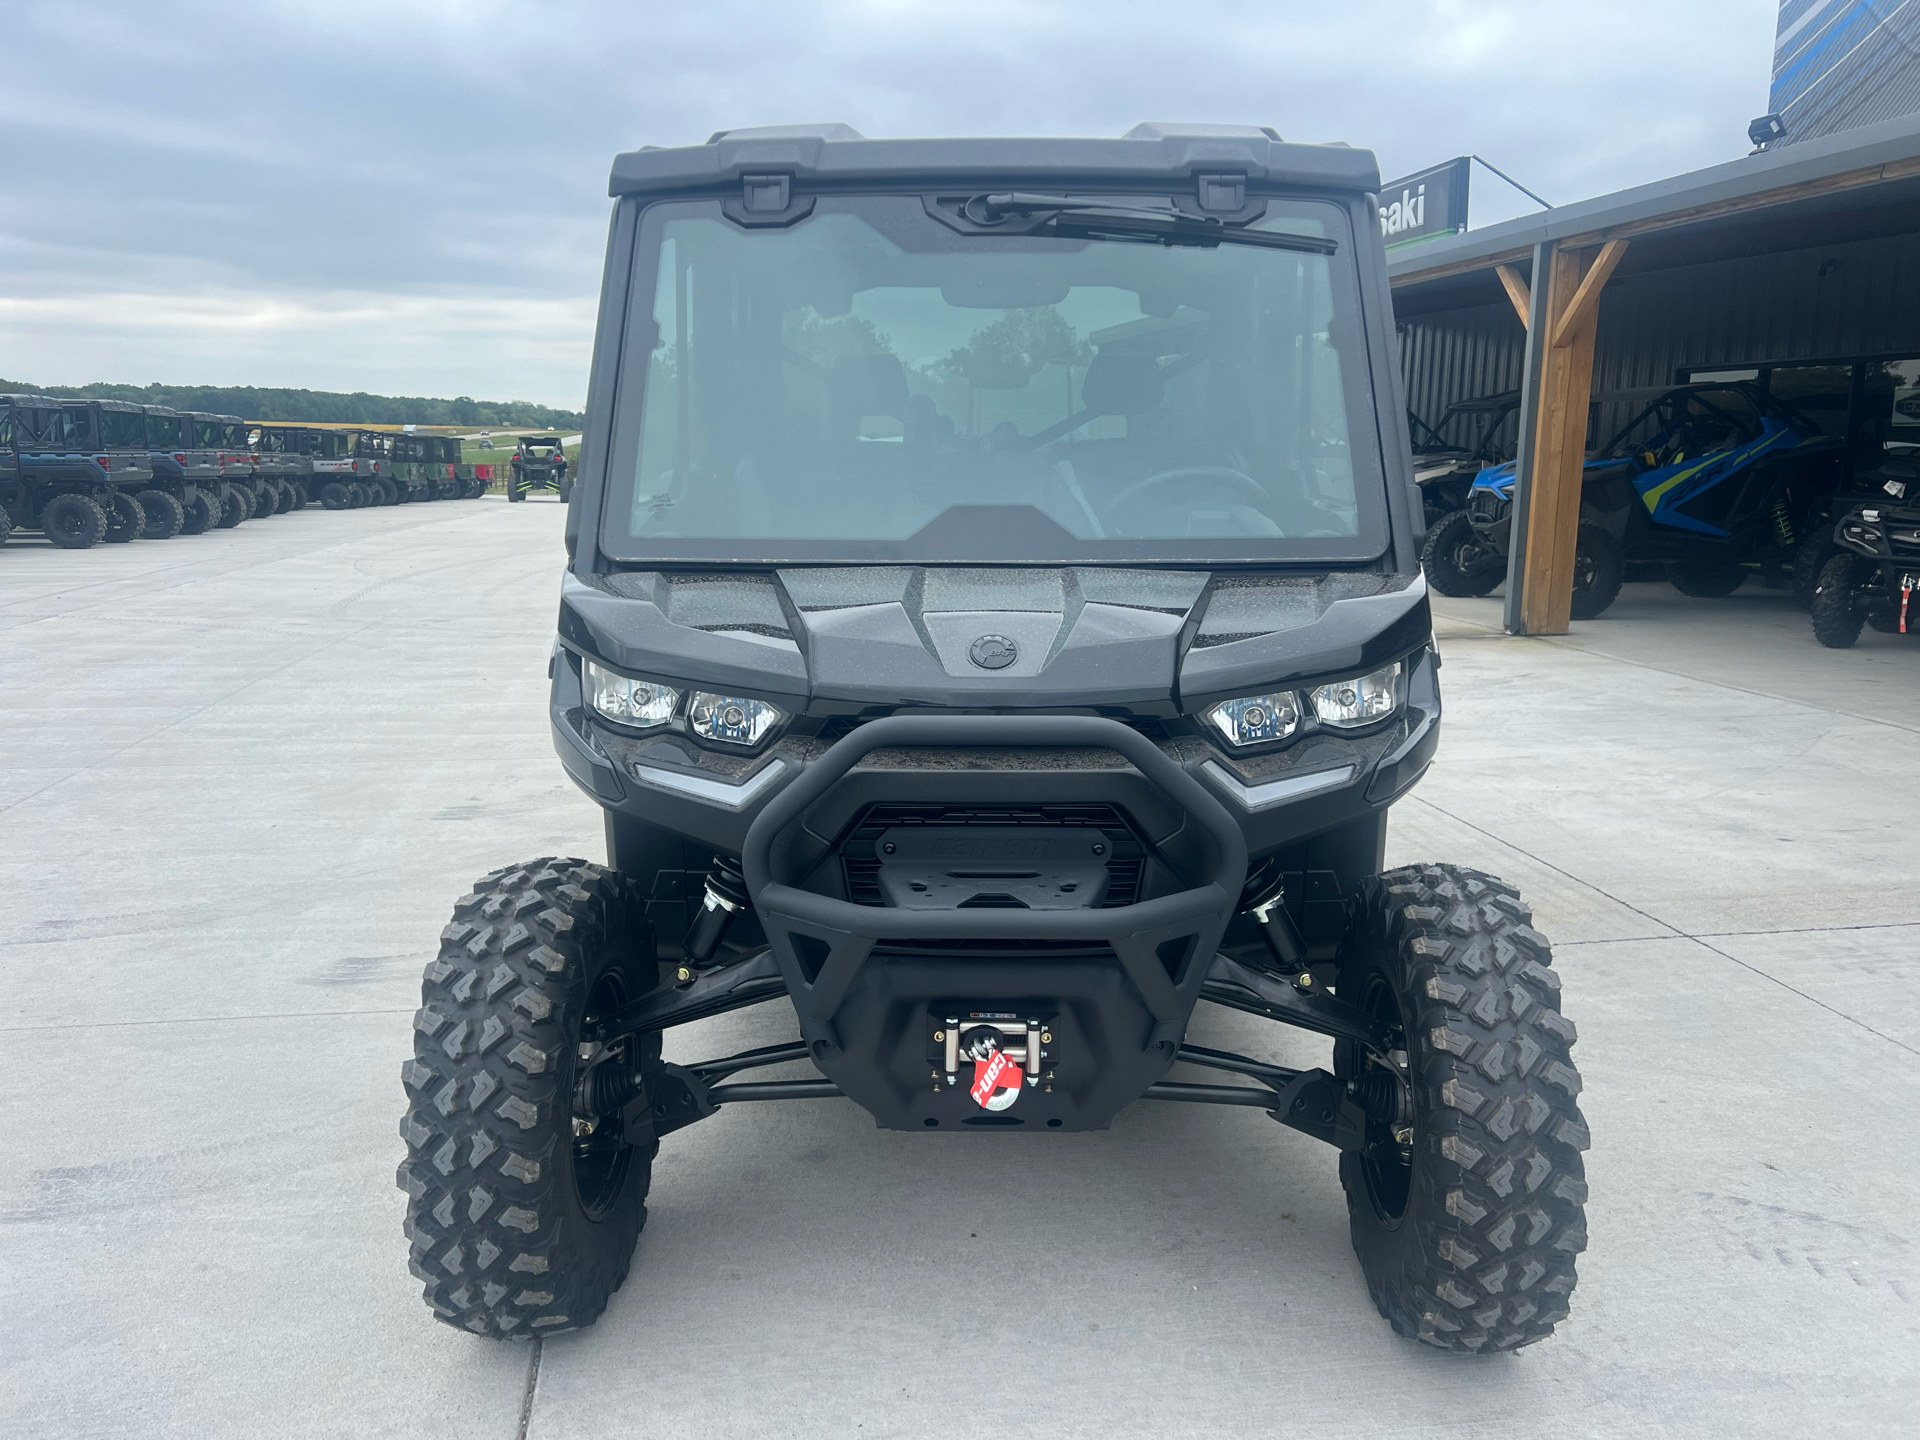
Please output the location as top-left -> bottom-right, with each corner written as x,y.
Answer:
1398,229 -> 1920,427
1770,0 -> 1920,147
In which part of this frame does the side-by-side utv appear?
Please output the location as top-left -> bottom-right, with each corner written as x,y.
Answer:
507,435 -> 570,501
0,393 -> 136,547
142,405 -> 226,535
309,429 -> 372,508
398,124 -> 1589,1355
251,424 -> 314,512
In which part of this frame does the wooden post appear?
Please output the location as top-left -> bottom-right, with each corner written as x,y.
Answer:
1511,238 -> 1625,634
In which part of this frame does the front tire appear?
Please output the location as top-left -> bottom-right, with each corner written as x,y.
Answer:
1568,522 -> 1624,620
1810,554 -> 1865,648
1337,864 -> 1588,1353
398,857 -> 653,1338
1420,510 -> 1504,597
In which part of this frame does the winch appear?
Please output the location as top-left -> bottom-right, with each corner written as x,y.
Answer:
929,1008 -> 1056,1111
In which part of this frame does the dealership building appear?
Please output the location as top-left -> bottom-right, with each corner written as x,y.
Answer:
1389,1 -> 1920,633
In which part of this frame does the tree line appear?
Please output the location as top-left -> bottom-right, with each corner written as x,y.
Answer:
0,379 -> 583,429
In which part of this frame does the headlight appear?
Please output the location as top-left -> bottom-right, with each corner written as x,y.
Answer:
583,659 -> 677,728
1309,662 -> 1403,729
689,691 -> 784,747
1204,691 -> 1300,747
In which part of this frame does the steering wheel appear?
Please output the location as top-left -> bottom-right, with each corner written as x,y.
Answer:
1106,465 -> 1273,532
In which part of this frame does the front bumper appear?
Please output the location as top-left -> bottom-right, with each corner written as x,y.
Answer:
737,715 -> 1247,1130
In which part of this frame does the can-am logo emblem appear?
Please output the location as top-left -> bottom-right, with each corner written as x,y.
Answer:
968,634 -> 1018,670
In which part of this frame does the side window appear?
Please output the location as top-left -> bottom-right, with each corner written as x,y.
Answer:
57,405 -> 94,447
1861,358 -> 1920,457
1765,365 -> 1851,438
0,410 -> 11,447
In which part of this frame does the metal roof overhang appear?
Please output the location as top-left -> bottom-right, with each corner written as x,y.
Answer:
1390,111 -> 1920,318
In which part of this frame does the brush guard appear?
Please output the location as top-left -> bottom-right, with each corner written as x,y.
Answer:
741,716 -> 1249,1130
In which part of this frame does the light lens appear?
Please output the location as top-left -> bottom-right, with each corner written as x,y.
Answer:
1309,662 -> 1403,728
1205,691 -> 1301,747
689,692 -> 784,747
583,659 -> 677,728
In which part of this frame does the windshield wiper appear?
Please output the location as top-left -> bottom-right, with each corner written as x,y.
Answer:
964,193 -> 1339,256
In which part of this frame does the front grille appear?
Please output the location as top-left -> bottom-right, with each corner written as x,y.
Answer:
816,714 -> 1169,744
1467,489 -> 1510,525
840,802 -> 1146,909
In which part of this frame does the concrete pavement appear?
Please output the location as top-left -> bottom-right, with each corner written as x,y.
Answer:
2,503 -> 1914,1438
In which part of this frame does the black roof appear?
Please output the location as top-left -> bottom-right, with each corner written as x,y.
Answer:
142,404 -> 182,417
609,122 -> 1379,199
0,392 -> 62,407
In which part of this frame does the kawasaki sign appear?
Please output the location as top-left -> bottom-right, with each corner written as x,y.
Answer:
1378,157 -> 1470,249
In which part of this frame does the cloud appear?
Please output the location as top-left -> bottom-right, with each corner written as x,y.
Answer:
0,0 -> 1779,405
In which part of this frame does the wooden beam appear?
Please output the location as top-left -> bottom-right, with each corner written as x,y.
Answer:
1515,242 -> 1606,635
1550,238 -> 1628,348
1389,244 -> 1533,288
1494,264 -> 1532,327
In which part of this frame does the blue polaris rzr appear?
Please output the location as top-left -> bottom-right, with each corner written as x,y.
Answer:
1424,382 -> 1844,618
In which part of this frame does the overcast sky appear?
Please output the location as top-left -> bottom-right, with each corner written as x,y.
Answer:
0,0 -> 1781,407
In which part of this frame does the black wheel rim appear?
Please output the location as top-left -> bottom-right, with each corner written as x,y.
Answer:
1356,976 -> 1414,1225
570,970 -> 634,1221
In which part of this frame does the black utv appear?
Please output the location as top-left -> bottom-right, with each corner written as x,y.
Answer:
251,424 -> 314,512
507,435 -> 570,501
1810,458 -> 1920,646
1410,391 -> 1520,528
1410,392 -> 1520,596
141,405 -> 227,535
398,124 -> 1589,1354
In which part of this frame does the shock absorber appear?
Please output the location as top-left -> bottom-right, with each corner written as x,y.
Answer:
1240,864 -> 1309,979
1772,498 -> 1795,548
681,853 -> 749,969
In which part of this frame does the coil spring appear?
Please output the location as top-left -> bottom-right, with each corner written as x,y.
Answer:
1772,499 -> 1795,548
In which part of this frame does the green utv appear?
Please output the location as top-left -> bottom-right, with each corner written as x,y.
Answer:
398,124 -> 1589,1353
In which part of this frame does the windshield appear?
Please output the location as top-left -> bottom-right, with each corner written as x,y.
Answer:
601,194 -> 1384,564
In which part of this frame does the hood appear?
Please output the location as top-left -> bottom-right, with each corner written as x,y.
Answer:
560,566 -> 1429,711
1471,460 -> 1517,495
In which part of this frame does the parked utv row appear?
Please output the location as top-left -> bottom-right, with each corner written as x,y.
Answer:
0,394 -> 491,550
1414,375 -> 1914,626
